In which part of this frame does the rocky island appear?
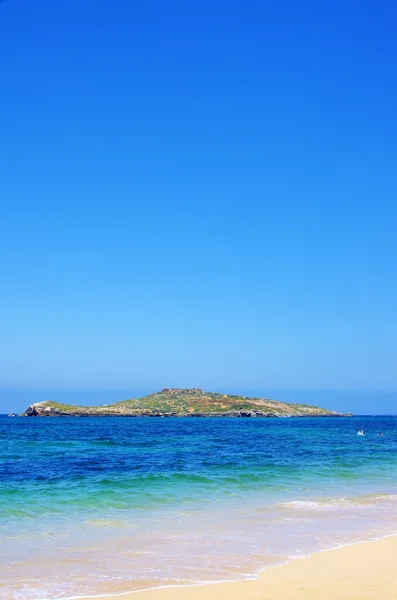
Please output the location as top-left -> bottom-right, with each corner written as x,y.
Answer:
21,388 -> 348,417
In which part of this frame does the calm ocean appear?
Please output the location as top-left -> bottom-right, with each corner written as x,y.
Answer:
1,415 -> 397,600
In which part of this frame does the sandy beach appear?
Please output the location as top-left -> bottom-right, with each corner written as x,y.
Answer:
79,535 -> 397,600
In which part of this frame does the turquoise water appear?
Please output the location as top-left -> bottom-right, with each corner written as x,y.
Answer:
1,416 -> 397,599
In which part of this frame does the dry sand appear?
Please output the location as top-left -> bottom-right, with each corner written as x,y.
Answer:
80,535 -> 397,600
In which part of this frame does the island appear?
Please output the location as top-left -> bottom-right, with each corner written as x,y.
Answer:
21,388 -> 349,417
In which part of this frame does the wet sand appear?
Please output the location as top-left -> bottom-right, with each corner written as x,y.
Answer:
79,535 -> 397,600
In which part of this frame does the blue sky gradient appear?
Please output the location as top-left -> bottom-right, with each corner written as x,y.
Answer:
1,1 -> 396,412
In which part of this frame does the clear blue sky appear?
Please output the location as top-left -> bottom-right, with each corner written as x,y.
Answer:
1,0 -> 396,413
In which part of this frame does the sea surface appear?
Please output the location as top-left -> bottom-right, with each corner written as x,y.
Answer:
1,415 -> 397,600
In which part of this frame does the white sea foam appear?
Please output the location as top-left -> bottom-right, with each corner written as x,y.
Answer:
279,494 -> 397,511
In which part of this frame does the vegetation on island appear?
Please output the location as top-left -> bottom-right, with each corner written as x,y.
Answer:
21,388 -> 348,417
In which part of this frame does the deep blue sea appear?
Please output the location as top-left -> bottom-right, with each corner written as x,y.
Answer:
1,415 -> 397,600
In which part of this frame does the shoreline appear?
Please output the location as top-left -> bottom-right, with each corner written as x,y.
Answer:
73,534 -> 397,600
